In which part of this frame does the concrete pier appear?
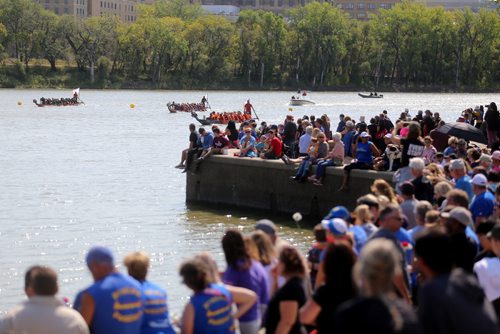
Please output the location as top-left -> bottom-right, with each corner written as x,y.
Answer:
186,156 -> 393,218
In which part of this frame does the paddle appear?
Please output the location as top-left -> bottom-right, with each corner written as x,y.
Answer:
252,106 -> 260,120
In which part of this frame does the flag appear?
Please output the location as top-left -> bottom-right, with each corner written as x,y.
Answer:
72,88 -> 80,97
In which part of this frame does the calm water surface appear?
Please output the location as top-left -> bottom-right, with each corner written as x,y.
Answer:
0,89 -> 498,316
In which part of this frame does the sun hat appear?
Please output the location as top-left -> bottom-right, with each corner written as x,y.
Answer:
86,246 -> 114,267
440,207 -> 473,227
321,218 -> 348,236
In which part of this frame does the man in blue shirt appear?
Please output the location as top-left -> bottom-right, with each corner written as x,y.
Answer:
342,121 -> 356,158
470,173 -> 496,226
450,159 -> 474,201
75,246 -> 144,334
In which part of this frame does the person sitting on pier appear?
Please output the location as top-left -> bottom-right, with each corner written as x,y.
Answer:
260,130 -> 282,160
239,127 -> 257,158
183,127 -> 212,173
308,132 -> 344,186
339,132 -> 380,191
198,127 -> 229,161
291,132 -> 328,183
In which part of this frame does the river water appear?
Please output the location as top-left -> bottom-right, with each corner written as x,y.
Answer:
0,89 -> 498,316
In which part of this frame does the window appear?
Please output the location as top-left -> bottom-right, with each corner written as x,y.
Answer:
357,12 -> 366,18
54,7 -> 59,13
64,7 -> 69,12
367,3 -> 375,9
345,3 -> 354,9
358,3 -> 364,9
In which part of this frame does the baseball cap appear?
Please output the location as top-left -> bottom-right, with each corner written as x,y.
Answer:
471,173 -> 488,186
360,132 -> 370,138
492,151 -> 500,160
440,207 -> 473,227
255,219 -> 277,236
324,206 -> 350,221
321,218 -> 348,236
449,159 -> 465,170
86,246 -> 114,267
487,224 -> 500,240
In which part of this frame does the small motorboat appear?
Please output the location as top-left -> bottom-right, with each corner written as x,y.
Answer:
289,98 -> 316,106
358,92 -> 383,98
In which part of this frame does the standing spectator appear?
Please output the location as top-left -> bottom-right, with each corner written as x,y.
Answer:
399,182 -> 418,229
443,137 -> 458,157
75,246 -> 143,334
421,136 -> 437,164
179,258 -> 236,334
0,266 -> 89,334
409,201 -> 432,241
300,242 -> 357,334
334,239 -> 420,334
222,230 -> 269,334
176,123 -> 198,169
456,139 -> 468,159
422,110 -> 435,136
409,158 -> 434,203
369,204 -> 412,303
474,224 -> 500,320
475,221 -> 497,262
298,126 -> 313,157
342,121 -> 357,158
415,230 -> 498,334
470,173 -> 496,225
450,159 -> 474,201
283,115 -> 298,155
434,181 -> 452,210
250,231 -> 278,293
441,207 -> 478,273
123,252 -> 176,334
393,122 -> 425,168
265,246 -> 309,334
336,114 -> 346,133
485,102 -> 499,147
353,204 -> 378,238
306,224 -> 328,289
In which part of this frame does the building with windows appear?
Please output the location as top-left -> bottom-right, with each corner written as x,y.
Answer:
416,0 -> 497,11
36,0 -> 87,17
36,0 -> 153,21
331,0 -> 401,19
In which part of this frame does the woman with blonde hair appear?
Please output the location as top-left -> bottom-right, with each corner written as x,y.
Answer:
353,204 -> 378,238
371,179 -> 398,204
434,181 -> 452,210
308,132 -> 345,186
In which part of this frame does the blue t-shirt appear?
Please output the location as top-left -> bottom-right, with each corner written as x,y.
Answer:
342,131 -> 356,157
140,280 -> 176,334
81,272 -> 144,334
455,175 -> 474,201
222,260 -> 269,322
470,191 -> 495,223
202,133 -> 214,149
191,284 -> 235,334
443,146 -> 456,156
356,141 -> 373,164
349,225 -> 368,254
395,228 -> 414,266
408,225 -> 425,242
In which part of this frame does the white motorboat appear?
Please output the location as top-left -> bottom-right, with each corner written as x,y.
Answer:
289,97 -> 316,106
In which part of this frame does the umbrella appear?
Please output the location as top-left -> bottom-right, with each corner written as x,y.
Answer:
436,122 -> 488,145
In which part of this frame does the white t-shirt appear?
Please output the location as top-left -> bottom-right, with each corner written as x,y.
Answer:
473,257 -> 500,302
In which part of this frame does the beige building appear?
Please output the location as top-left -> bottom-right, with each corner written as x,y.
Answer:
416,0 -> 496,11
331,0 -> 401,19
36,0 -> 153,21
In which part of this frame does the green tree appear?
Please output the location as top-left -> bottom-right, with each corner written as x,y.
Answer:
38,13 -> 67,71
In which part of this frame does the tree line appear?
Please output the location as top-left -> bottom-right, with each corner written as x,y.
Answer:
0,0 -> 498,90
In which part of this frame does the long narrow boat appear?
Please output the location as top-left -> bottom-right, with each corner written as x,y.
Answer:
358,93 -> 383,98
191,111 -> 254,126
167,102 -> 208,113
33,99 -> 83,107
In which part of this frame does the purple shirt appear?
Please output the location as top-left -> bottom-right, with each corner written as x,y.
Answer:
222,259 -> 269,322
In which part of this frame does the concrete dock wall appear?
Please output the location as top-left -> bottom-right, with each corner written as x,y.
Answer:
186,156 -> 394,218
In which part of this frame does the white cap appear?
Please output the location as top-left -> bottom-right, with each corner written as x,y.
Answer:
360,132 -> 370,138
441,207 -> 473,227
471,173 -> 488,187
321,218 -> 348,236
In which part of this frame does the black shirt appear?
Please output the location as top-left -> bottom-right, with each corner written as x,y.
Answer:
401,138 -> 424,167
313,283 -> 356,334
450,233 -> 477,273
189,131 -> 200,149
411,175 -> 434,203
265,276 -> 306,334
335,297 -> 420,334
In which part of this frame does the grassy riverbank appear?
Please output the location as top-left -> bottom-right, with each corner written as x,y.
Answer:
1,61 -> 499,93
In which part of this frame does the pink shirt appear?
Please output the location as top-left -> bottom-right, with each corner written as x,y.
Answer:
422,145 -> 437,164
330,141 -> 345,160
